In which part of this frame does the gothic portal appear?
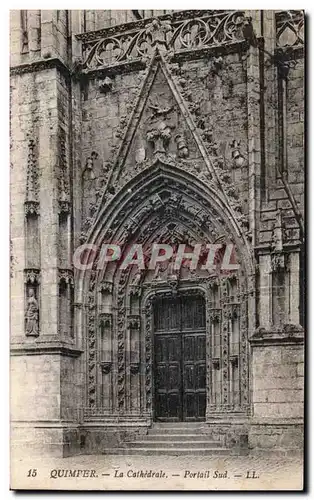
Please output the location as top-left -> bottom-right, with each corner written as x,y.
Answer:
10,9 -> 304,457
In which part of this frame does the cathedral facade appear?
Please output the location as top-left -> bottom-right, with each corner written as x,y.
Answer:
10,10 -> 304,457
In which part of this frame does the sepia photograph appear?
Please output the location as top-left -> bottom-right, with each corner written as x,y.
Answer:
9,7 -> 305,491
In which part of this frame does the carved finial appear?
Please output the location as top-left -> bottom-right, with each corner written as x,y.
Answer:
242,16 -> 258,47
145,17 -> 173,52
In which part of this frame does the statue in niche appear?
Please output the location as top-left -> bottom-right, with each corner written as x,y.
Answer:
230,140 -> 245,168
167,258 -> 180,282
132,269 -> 145,287
25,288 -> 39,336
175,134 -> 189,158
83,152 -> 98,180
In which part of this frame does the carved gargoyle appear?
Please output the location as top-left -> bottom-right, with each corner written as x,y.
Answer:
211,56 -> 224,75
98,76 -> 114,93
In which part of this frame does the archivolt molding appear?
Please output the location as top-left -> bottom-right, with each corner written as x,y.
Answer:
78,161 -> 253,293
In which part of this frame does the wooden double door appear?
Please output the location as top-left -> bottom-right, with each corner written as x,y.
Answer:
153,296 -> 206,422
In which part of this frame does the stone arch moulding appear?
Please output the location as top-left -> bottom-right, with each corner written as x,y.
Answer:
77,159 -> 254,421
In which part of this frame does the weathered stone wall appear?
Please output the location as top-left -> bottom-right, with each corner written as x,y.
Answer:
249,334 -> 304,451
286,57 -> 304,210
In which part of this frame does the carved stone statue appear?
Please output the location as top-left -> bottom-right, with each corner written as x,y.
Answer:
145,18 -> 172,52
25,288 -> 39,336
132,269 -> 143,286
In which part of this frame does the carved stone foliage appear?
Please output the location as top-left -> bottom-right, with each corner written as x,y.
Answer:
24,268 -> 40,285
276,10 -> 304,48
58,269 -> 74,286
99,361 -> 112,374
25,138 -> 39,215
98,281 -> 113,294
80,11 -> 246,72
144,297 -> 153,412
25,201 -> 39,216
117,269 -> 128,412
57,128 -> 70,214
87,270 -> 97,408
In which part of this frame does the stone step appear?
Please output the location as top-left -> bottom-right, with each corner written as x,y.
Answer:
143,433 -> 221,442
125,440 -> 221,449
153,422 -> 206,427
103,447 -> 231,456
148,427 -> 209,435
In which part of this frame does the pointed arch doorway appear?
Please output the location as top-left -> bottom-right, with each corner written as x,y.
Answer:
153,293 -> 206,422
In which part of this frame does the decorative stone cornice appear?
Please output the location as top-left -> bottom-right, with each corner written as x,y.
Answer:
10,343 -> 83,358
10,57 -> 71,81
250,324 -> 304,346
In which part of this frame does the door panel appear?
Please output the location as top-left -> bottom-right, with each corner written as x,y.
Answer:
155,334 -> 182,421
182,333 -> 206,421
154,296 -> 206,422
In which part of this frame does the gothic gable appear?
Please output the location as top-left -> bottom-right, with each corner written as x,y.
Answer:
81,50 -> 250,247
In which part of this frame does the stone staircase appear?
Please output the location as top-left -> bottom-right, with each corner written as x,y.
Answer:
108,422 -> 232,456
